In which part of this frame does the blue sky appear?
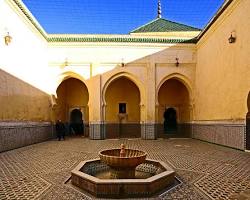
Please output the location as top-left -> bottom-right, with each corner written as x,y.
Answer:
22,0 -> 224,34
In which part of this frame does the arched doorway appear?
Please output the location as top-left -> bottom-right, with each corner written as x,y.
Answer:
105,77 -> 140,138
70,109 -> 84,135
56,78 -> 89,136
163,107 -> 177,133
246,91 -> 250,150
158,78 -> 191,137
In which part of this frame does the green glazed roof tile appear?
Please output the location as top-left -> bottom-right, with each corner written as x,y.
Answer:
131,18 -> 201,33
47,36 -> 197,44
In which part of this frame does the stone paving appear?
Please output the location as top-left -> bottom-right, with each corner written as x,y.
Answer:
0,137 -> 250,200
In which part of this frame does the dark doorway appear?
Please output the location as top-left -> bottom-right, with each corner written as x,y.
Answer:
70,109 -> 84,135
163,108 -> 177,133
246,92 -> 250,150
119,103 -> 126,114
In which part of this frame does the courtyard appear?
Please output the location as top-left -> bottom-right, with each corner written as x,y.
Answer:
0,0 -> 250,199
0,137 -> 249,200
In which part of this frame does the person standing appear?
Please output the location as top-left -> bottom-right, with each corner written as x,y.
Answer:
56,120 -> 65,141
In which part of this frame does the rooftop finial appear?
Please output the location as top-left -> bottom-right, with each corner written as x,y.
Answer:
157,0 -> 162,18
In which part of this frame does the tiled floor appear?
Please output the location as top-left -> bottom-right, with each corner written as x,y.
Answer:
0,137 -> 249,199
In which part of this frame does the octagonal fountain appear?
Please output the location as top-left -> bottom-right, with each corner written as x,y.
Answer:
71,144 -> 176,198
99,144 -> 147,179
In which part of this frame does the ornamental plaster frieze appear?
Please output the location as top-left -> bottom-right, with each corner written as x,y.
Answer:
0,121 -> 51,128
48,62 -> 91,68
156,63 -> 196,67
192,119 -> 246,125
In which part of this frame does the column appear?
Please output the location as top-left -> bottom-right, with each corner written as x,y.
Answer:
88,67 -> 106,140
141,62 -> 157,139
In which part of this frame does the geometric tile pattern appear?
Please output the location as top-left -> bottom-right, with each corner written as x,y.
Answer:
141,123 -> 157,139
195,159 -> 250,199
89,123 -> 105,140
192,123 -> 245,150
0,175 -> 50,200
0,122 -> 53,152
0,137 -> 250,199
0,150 -> 51,200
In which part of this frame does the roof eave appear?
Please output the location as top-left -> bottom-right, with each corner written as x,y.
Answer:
197,0 -> 234,41
47,35 -> 197,44
10,0 -> 48,40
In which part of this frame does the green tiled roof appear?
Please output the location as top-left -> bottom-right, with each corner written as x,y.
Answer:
131,18 -> 201,33
48,36 -> 197,44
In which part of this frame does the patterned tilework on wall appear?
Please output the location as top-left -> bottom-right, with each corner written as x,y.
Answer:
156,123 -> 192,138
192,123 -> 246,150
89,122 -> 106,140
246,116 -> 250,150
141,123 -> 157,140
105,123 -> 141,138
0,122 -> 53,152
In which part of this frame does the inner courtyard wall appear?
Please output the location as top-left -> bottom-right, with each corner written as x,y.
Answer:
0,0 -> 52,122
48,43 -> 196,139
194,0 -> 250,149
0,0 -> 53,152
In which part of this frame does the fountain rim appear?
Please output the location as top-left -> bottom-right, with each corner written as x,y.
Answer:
71,158 -> 175,183
98,148 -> 147,159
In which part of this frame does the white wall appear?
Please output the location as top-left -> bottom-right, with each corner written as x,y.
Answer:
0,0 -> 54,94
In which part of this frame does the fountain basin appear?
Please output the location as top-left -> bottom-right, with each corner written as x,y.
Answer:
71,159 -> 176,198
99,148 -> 147,168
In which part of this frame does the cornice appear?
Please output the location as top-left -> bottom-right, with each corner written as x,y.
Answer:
47,36 -> 197,44
10,0 -> 48,40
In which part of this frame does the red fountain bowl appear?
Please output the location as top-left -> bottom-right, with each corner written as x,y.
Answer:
99,149 -> 147,168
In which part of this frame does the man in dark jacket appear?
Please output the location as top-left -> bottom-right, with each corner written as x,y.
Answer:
56,120 -> 66,141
